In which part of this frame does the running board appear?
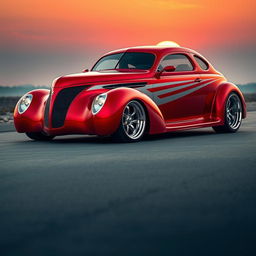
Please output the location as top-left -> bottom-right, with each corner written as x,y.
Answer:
165,120 -> 222,131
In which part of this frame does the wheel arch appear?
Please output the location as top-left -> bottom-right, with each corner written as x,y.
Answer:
211,82 -> 246,122
92,87 -> 166,136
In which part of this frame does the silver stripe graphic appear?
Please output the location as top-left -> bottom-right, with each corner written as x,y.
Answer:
155,79 -> 213,97
154,78 -> 221,105
146,79 -> 193,90
87,79 -> 195,91
137,78 -> 213,100
87,76 -> 223,106
87,75 -> 222,92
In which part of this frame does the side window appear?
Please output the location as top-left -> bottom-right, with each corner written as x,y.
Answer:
194,55 -> 209,70
158,54 -> 194,72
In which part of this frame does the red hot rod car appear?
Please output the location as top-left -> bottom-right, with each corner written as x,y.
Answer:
14,44 -> 246,142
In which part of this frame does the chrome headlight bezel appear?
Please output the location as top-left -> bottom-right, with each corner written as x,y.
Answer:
92,93 -> 107,115
18,94 -> 33,114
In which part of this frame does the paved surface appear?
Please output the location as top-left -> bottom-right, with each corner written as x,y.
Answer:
0,112 -> 256,256
0,122 -> 14,133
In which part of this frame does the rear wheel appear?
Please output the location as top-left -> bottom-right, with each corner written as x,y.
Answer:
26,132 -> 55,141
113,100 -> 147,142
213,92 -> 242,133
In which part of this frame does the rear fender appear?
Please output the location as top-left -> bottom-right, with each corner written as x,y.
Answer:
211,82 -> 246,123
93,87 -> 166,135
14,89 -> 50,133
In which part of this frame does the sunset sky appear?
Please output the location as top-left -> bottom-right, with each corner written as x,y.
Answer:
0,0 -> 256,86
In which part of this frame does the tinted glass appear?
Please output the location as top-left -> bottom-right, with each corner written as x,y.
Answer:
158,54 -> 193,71
194,56 -> 209,70
116,52 -> 155,70
92,52 -> 155,71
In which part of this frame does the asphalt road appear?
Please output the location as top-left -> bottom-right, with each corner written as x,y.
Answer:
1,112 -> 256,256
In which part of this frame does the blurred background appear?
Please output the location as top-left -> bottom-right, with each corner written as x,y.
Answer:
0,0 -> 256,120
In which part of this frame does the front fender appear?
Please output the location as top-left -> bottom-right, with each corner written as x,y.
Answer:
212,82 -> 246,122
92,87 -> 166,135
14,89 -> 50,133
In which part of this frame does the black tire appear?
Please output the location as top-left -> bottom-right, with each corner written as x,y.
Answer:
26,132 -> 55,141
112,100 -> 147,142
213,92 -> 242,133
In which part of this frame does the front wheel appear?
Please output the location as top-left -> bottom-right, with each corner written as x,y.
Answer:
213,92 -> 242,133
113,100 -> 147,142
26,132 -> 55,141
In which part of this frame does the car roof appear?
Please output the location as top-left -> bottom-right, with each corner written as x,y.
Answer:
105,45 -> 200,56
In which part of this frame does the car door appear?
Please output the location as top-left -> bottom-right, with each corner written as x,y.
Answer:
150,53 -> 209,123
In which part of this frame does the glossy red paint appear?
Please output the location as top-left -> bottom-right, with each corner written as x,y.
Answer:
14,89 -> 49,133
92,88 -> 166,135
14,45 -> 246,138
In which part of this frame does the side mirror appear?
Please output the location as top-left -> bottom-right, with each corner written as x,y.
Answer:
163,65 -> 175,72
156,65 -> 176,78
82,69 -> 89,73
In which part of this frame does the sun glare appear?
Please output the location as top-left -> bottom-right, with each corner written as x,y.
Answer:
157,41 -> 180,47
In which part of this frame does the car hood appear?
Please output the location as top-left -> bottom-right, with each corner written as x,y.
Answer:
53,70 -> 152,88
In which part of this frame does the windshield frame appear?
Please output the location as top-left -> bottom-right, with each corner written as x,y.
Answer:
91,51 -> 156,71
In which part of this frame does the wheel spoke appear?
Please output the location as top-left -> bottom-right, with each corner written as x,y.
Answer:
130,110 -> 136,117
123,113 -> 129,122
129,124 -> 135,132
125,105 -> 131,115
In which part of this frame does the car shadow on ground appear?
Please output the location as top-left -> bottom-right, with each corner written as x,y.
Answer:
34,128 -> 217,144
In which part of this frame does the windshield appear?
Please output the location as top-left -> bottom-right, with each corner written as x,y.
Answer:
92,52 -> 155,71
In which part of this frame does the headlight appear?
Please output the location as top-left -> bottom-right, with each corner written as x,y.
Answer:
18,94 -> 33,114
92,93 -> 107,115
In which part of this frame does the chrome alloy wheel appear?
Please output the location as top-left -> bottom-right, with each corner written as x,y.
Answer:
122,101 -> 146,140
226,94 -> 242,130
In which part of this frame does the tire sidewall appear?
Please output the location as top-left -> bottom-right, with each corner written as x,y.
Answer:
224,92 -> 242,132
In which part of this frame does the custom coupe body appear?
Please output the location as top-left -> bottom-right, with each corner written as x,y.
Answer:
14,44 -> 246,142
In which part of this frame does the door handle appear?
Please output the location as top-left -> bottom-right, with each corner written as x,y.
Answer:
195,78 -> 202,82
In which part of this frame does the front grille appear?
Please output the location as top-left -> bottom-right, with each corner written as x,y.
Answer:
44,91 -> 51,127
51,86 -> 88,128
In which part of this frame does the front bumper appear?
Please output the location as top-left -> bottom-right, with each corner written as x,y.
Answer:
14,87 -> 111,136
14,86 -> 166,137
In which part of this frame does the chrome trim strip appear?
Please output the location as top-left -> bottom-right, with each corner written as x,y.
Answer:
166,120 -> 221,129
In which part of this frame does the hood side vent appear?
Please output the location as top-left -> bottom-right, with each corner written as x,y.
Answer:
103,82 -> 147,89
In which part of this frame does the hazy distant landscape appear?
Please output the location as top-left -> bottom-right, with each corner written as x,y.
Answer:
0,85 -> 49,97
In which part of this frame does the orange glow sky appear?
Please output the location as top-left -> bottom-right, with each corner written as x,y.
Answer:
1,0 -> 256,85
